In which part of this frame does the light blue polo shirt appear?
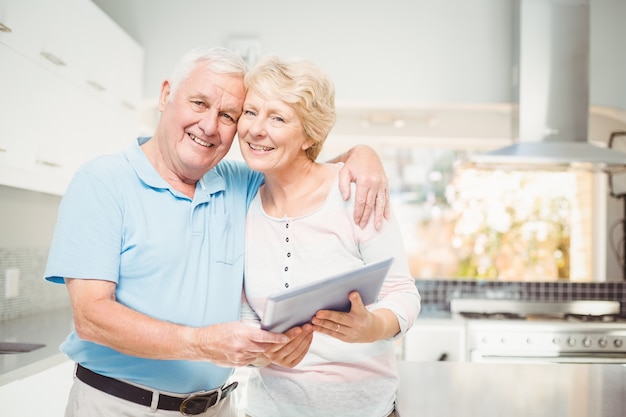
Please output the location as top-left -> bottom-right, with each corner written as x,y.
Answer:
44,137 -> 264,393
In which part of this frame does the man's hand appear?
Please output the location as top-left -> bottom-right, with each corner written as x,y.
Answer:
337,145 -> 389,230
194,322 -> 291,367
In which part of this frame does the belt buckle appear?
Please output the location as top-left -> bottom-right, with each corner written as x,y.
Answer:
179,382 -> 238,416
180,391 -> 217,416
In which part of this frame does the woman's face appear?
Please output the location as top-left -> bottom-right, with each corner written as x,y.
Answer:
237,90 -> 312,175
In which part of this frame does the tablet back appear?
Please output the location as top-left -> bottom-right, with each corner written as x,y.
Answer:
260,257 -> 394,333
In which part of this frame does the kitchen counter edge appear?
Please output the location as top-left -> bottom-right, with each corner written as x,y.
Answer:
0,307 -> 73,385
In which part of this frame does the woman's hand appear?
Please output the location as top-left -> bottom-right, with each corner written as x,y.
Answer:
312,292 -> 399,343
336,145 -> 390,230
261,324 -> 314,368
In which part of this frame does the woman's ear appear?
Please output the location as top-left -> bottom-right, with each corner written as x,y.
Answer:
302,138 -> 315,151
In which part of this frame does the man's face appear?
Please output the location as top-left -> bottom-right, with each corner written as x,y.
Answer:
156,64 -> 245,182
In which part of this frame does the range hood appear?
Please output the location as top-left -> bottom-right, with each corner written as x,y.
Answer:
468,0 -> 626,172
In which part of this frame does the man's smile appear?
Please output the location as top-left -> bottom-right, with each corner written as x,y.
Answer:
189,133 -> 213,147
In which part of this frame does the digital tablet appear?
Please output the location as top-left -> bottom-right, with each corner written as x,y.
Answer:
260,257 -> 394,333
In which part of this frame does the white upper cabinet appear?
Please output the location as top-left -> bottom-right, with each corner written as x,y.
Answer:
0,0 -> 47,59
0,0 -> 143,195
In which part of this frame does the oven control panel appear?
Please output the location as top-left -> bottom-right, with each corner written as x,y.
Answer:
466,322 -> 626,360
471,330 -> 626,353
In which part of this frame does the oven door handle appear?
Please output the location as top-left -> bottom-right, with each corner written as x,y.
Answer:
471,352 -> 626,364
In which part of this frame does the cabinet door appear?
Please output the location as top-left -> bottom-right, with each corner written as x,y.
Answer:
0,44 -> 75,193
0,0 -> 46,60
0,44 -> 41,170
0,360 -> 74,416
34,0 -> 142,163
33,75 -> 95,174
403,321 -> 466,362
37,0 -> 93,84
78,1 -> 144,112
0,0 -> 143,195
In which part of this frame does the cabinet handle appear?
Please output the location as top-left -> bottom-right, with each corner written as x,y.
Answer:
0,147 -> 6,153
121,100 -> 136,110
36,159 -> 61,168
86,80 -> 106,92
0,22 -> 11,33
40,51 -> 66,66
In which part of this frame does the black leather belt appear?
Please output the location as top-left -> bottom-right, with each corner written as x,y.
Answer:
75,364 -> 237,415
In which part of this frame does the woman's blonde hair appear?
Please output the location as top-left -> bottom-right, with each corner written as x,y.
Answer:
244,56 -> 336,161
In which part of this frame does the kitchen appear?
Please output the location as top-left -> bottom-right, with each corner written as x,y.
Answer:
1,0 -> 625,416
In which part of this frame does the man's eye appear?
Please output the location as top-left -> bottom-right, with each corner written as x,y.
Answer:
191,100 -> 206,108
221,113 -> 236,125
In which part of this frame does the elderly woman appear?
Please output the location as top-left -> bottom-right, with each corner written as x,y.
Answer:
238,56 -> 421,417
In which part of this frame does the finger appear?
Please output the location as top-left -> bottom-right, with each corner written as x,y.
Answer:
230,352 -> 262,367
250,330 -> 290,345
250,341 -> 287,354
282,332 -> 313,365
352,188 -> 369,227
374,190 -> 389,230
314,309 -> 342,323
266,327 -> 305,354
349,291 -> 365,312
338,167 -> 352,201
357,188 -> 377,228
384,189 -> 390,220
312,316 -> 344,336
283,326 -> 303,339
267,330 -> 313,367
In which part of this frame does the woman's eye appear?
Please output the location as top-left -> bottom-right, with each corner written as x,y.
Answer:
271,116 -> 284,123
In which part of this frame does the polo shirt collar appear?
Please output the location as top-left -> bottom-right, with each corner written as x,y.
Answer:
126,137 -> 226,200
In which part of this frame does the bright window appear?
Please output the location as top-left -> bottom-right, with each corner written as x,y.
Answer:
384,148 -> 595,282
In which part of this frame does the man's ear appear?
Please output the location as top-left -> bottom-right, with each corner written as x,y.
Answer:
158,80 -> 172,112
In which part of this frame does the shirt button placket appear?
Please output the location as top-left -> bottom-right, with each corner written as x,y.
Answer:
283,221 -> 291,289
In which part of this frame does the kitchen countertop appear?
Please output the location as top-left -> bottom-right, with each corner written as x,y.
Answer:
0,307 -> 73,385
3,308 -> 626,416
397,361 -> 625,417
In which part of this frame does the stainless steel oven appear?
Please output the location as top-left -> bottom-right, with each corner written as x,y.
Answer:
451,299 -> 626,364
467,321 -> 626,364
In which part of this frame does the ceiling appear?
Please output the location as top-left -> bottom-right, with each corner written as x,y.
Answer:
94,0 -> 625,146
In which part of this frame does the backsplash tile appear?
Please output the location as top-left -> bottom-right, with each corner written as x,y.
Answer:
0,247 -> 69,321
0,185 -> 69,322
416,279 -> 626,314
